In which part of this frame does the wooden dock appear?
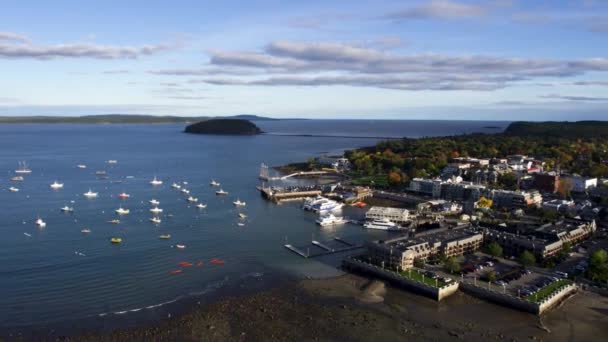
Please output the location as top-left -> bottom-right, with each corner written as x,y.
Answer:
284,237 -> 364,258
258,186 -> 321,203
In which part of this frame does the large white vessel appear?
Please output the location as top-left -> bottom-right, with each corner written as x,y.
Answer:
50,181 -> 64,189
83,189 -> 98,198
15,162 -> 32,174
303,195 -> 327,211
316,213 -> 347,226
312,200 -> 343,213
150,176 -> 163,186
363,218 -> 401,231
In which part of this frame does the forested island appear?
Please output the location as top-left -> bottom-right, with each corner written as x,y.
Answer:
184,119 -> 263,135
298,121 -> 608,189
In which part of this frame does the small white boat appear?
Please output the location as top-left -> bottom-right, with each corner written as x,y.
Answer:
23,232 -> 32,237
35,218 -> 46,228
115,207 -> 130,215
108,219 -> 120,224
181,188 -> 190,194
210,180 -> 220,187
233,198 -> 246,206
237,222 -> 245,227
149,199 -> 160,206
107,160 -> 118,164
8,187 -> 19,192
10,176 -> 24,182
238,213 -> 247,219
60,206 -> 74,212
150,217 -> 161,224
171,182 -> 181,189
81,228 -> 91,234
176,244 -> 186,249
77,164 -> 87,169
118,192 -> 130,199
187,196 -> 198,202
50,181 -> 64,189
196,203 -> 207,209
215,189 -> 228,196
150,207 -> 163,214
15,161 -> 32,174
150,176 -> 163,186
83,189 -> 98,198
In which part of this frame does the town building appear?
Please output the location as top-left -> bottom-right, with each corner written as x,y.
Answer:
490,189 -> 542,209
409,178 -> 444,198
542,199 -> 575,213
533,173 -> 560,193
561,175 -> 598,192
365,206 -> 411,224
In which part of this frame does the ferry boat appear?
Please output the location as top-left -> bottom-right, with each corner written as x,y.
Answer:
159,234 -> 171,239
10,176 -> 24,182
118,192 -> 130,199
187,196 -> 198,202
60,206 -> 74,212
215,189 -> 228,196
77,164 -> 87,169
81,228 -> 91,234
180,188 -> 190,194
108,219 -> 120,224
316,213 -> 347,226
312,200 -> 343,213
8,187 -> 19,192
196,203 -> 207,209
209,180 -> 220,187
171,182 -> 181,189
150,176 -> 163,186
15,162 -> 32,174
150,207 -> 163,214
35,218 -> 46,228
84,189 -> 98,198
302,195 -> 328,210
149,217 -> 161,224
149,199 -> 160,206
115,207 -> 130,215
50,181 -> 64,189
363,218 -> 401,231
233,198 -> 246,206
110,237 -> 122,244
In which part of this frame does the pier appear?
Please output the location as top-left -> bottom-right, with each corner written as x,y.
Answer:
259,162 -> 344,181
284,237 -> 364,258
258,185 -> 321,203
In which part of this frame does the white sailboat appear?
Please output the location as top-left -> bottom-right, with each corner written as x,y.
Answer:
233,198 -> 246,206
181,188 -> 190,194
50,181 -> 64,189
150,176 -> 163,186
83,189 -> 98,198
15,161 -> 32,174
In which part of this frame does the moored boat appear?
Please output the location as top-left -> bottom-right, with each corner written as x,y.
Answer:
8,187 -> 19,192
50,181 -> 64,189
110,237 -> 122,244
159,234 -> 171,239
150,176 -> 163,186
115,207 -> 130,215
215,189 -> 228,195
83,189 -> 98,198
233,198 -> 246,206
196,203 -> 207,209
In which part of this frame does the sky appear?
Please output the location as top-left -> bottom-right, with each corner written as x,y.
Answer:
1,0 -> 608,120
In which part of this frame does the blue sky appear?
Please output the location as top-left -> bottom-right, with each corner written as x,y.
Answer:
1,0 -> 608,120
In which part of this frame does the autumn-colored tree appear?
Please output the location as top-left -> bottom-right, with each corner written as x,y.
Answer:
477,196 -> 493,209
388,171 -> 402,185
557,178 -> 573,198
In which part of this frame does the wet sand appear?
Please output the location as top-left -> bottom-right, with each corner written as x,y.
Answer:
5,274 -> 608,341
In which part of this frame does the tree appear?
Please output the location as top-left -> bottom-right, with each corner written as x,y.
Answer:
486,270 -> 497,282
413,258 -> 425,268
557,178 -> 573,199
477,196 -> 493,209
387,171 -> 402,185
588,249 -> 608,282
443,256 -> 461,274
518,250 -> 536,267
498,173 -> 518,191
485,242 -> 503,258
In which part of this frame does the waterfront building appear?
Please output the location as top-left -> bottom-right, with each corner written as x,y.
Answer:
365,206 -> 411,224
408,178 -> 444,198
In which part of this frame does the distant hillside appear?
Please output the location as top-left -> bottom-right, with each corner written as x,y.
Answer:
184,119 -> 263,135
504,121 -> 608,138
0,114 -> 280,124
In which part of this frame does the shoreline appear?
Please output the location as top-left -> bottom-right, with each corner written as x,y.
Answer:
6,273 -> 606,341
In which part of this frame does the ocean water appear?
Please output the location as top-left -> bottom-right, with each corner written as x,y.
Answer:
0,120 -> 509,332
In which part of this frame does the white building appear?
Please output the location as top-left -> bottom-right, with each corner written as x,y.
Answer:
409,178 -> 444,198
365,206 -> 411,224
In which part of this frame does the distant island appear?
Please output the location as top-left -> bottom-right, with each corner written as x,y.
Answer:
504,121 -> 608,138
0,114 -> 279,124
184,119 -> 263,135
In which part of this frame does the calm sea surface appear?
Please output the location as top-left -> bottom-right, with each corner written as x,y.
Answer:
0,120 -> 509,331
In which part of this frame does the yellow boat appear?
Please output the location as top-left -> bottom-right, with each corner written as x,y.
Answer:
110,237 -> 122,244
159,234 -> 171,239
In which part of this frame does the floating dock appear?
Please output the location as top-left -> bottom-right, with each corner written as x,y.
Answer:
284,237 -> 364,258
284,244 -> 309,258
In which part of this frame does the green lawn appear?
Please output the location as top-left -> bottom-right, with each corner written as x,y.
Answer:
526,279 -> 573,303
399,269 -> 446,288
350,174 -> 389,187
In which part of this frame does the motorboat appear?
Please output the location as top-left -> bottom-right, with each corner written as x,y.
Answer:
50,181 -> 64,189
302,196 -> 328,210
187,196 -> 198,202
159,234 -> 171,239
150,176 -> 163,186
95,171 -> 107,176
176,244 -> 186,249
110,237 -> 122,244
149,199 -> 160,206
77,164 -> 87,169
181,188 -> 190,194
215,189 -> 228,195
118,192 -> 130,199
115,207 -> 130,215
107,160 -> 118,164
15,161 -> 32,174
238,213 -> 247,219
81,228 -> 91,234
196,203 -> 207,209
108,219 -> 120,224
8,187 -> 19,192
237,222 -> 245,227
60,206 -> 74,212
10,176 -> 24,182
83,189 -> 98,198
210,180 -> 220,187
150,207 -> 163,214
316,213 -> 347,226
150,217 -> 161,224
171,182 -> 181,189
35,217 -> 46,228
233,198 -> 246,206
363,218 -> 402,231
